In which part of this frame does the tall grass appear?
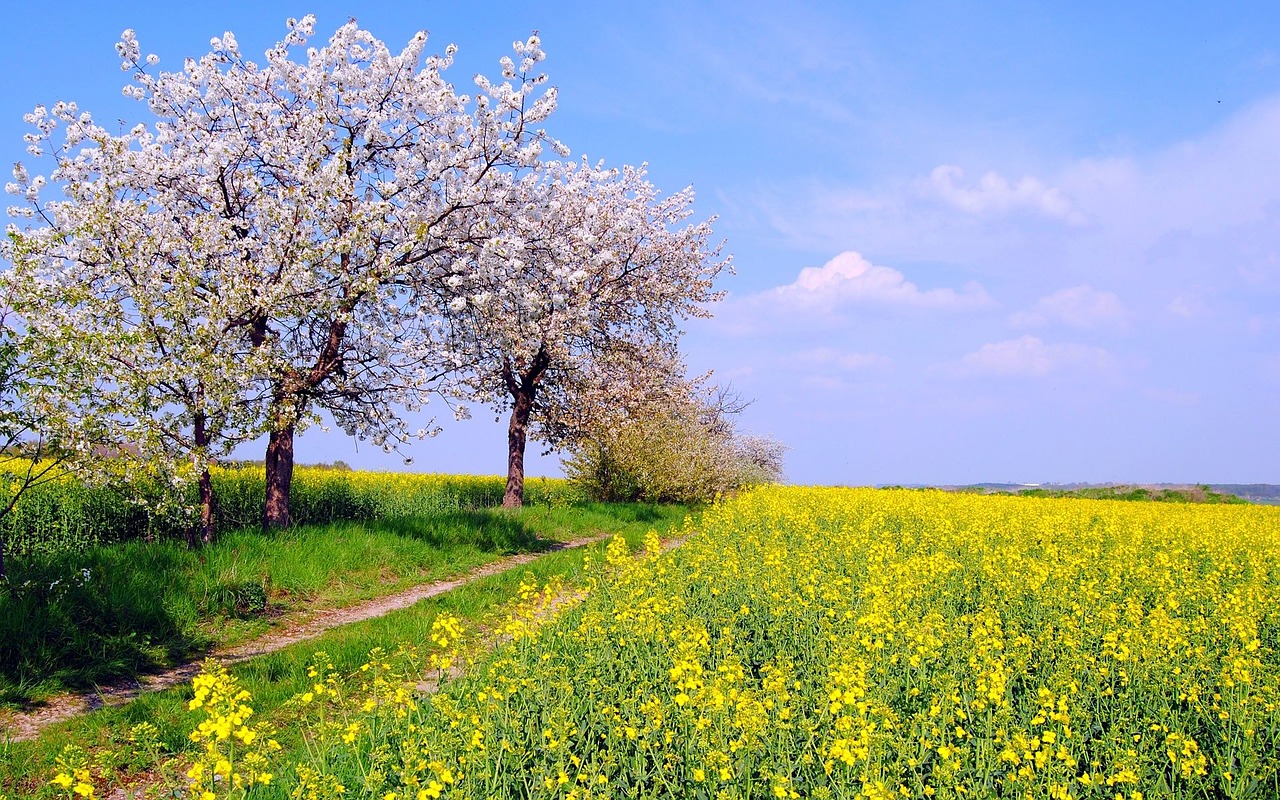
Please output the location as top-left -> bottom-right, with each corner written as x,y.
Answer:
0,466 -> 578,559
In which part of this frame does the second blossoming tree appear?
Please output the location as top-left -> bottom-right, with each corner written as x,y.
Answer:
439,159 -> 730,507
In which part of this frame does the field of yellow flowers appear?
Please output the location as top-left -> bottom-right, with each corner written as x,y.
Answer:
52,486 -> 1280,799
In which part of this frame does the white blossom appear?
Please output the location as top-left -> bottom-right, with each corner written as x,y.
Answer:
3,15 -> 566,524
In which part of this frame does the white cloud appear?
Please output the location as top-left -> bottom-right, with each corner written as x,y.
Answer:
710,364 -> 756,383
1247,315 -> 1280,337
946,335 -> 1116,378
750,96 -> 1280,293
769,251 -> 993,311
1009,285 -> 1131,330
801,374 -> 850,392
924,165 -> 1084,223
1068,97 -> 1280,239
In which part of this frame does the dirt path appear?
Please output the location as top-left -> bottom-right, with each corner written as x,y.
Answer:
0,532 -> 615,743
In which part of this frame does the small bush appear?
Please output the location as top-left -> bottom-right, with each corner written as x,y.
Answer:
564,398 -> 786,504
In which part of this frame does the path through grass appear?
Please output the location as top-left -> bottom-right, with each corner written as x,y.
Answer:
1,505 -> 691,798
0,501 -> 682,708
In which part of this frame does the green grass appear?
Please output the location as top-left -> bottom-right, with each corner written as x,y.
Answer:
0,504 -> 691,799
0,501 -> 682,710
0,466 -> 580,560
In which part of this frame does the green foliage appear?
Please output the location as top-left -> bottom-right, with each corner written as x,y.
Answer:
0,496 -> 657,708
0,504 -> 688,799
564,404 -> 786,504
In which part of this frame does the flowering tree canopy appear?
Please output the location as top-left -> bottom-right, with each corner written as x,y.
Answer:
563,373 -> 788,504
441,160 -> 730,506
3,16 -> 564,531
0,307 -> 108,575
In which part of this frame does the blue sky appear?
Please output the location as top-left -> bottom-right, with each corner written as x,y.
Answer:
5,2 -> 1280,485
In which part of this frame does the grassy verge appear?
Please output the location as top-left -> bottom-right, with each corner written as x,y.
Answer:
0,501 -> 681,709
0,503 -> 692,799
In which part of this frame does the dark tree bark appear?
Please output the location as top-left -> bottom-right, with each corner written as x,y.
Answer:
191,467 -> 215,548
254,308 -> 343,530
263,423 -> 295,529
187,408 -> 217,548
502,346 -> 550,509
503,386 -> 533,508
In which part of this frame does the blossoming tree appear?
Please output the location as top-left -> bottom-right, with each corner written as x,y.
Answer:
4,16 -> 564,530
0,310 -> 91,575
3,134 -> 272,545
441,160 -> 729,507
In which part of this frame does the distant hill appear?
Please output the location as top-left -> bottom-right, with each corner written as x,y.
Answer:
936,483 -> 1280,505
1207,484 -> 1280,505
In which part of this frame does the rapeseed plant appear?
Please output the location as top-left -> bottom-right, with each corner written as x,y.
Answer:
185,661 -> 280,798
57,488 -> 1280,798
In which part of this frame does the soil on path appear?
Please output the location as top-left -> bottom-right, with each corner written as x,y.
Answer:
0,532 -> 615,743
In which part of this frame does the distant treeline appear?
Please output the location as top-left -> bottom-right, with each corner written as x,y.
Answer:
957,483 -> 1250,504
1209,484 -> 1280,505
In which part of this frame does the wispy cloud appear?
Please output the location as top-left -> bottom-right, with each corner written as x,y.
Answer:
795,347 -> 892,370
747,95 -> 1280,294
1009,285 -> 1131,331
1166,292 -> 1210,319
766,251 -> 994,312
924,165 -> 1085,223
943,335 -> 1116,378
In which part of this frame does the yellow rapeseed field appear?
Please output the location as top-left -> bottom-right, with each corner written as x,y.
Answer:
59,486 -> 1280,799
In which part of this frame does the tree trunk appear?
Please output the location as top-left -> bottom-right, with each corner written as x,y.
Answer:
188,408 -> 216,549
263,423 -> 296,529
501,347 -> 551,509
503,386 -> 534,508
190,467 -> 215,549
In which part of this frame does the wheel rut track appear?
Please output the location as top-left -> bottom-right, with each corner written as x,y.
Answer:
0,531 -> 623,743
